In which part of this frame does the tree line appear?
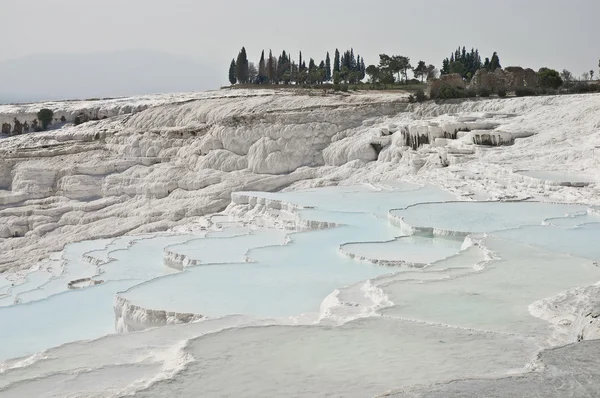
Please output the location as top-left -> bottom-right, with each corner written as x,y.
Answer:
365,56 -> 435,85
229,47 -> 366,86
440,47 -> 501,79
227,46 -> 600,92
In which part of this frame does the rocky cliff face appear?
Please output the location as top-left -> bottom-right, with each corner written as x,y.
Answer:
469,67 -> 539,93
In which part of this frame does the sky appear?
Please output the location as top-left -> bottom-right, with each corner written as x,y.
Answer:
2,0 -> 599,101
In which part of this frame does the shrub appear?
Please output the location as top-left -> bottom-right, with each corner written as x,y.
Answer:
74,116 -> 82,125
340,84 -> 349,92
37,108 -> 54,130
60,115 -> 66,122
515,87 -> 537,97
477,88 -> 492,98
497,89 -> 507,98
538,68 -> 563,89
435,85 -> 465,100
414,89 -> 427,102
568,83 -> 600,94
465,89 -> 477,98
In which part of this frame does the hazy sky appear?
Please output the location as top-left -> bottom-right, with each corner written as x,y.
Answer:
2,0 -> 599,101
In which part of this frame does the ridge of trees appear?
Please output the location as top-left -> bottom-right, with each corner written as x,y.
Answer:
226,46 -> 600,99
229,47 -> 366,85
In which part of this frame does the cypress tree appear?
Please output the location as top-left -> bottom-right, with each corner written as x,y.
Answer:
228,59 -> 237,85
235,47 -> 249,84
276,50 -> 289,83
334,49 -> 340,73
441,58 -> 450,75
360,58 -> 366,80
490,52 -> 501,71
325,52 -> 332,81
258,50 -> 267,84
267,50 -> 276,83
299,51 -> 303,71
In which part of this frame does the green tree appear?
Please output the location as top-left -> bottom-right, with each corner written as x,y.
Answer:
489,52 -> 501,71
379,69 -> 395,85
449,61 -> 466,76
267,50 -> 276,83
389,56 -> 402,83
360,58 -> 366,80
235,47 -> 249,84
334,49 -> 340,73
366,65 -> 379,86
290,62 -> 298,84
228,59 -> 237,85
538,68 -> 563,89
590,70 -> 595,80
258,50 -> 267,84
483,57 -> 490,70
248,62 -> 258,83
37,109 -> 54,130
441,58 -> 450,75
426,64 -> 437,80
325,52 -> 332,81
276,51 -> 290,83
333,71 -> 341,85
413,60 -> 427,82
317,65 -> 326,84
560,69 -> 573,83
398,56 -> 412,84
340,66 -> 350,83
297,69 -> 308,85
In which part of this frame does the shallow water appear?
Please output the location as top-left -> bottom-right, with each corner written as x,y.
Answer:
491,222 -> 600,262
133,317 -> 534,398
394,201 -> 587,235
342,235 -> 463,265
380,235 -> 600,337
518,170 -> 597,184
2,183 -> 600,397
123,215 -> 404,318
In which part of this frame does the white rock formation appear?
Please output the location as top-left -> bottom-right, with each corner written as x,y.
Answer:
1,90 -> 600,276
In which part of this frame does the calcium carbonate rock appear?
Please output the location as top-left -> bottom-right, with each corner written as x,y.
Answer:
1,89 -> 600,276
57,175 -> 103,200
472,131 -> 514,146
323,134 -> 379,166
196,149 -> 248,172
